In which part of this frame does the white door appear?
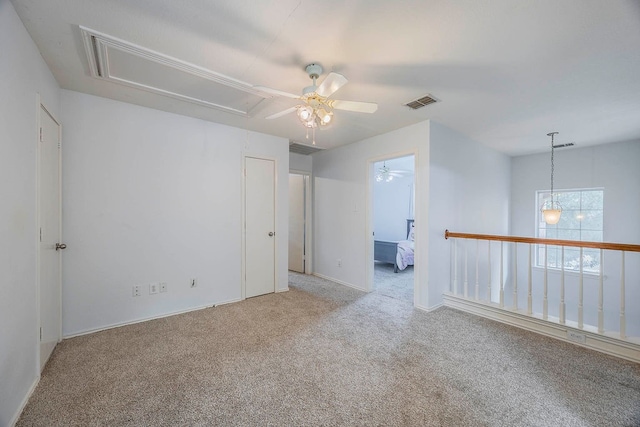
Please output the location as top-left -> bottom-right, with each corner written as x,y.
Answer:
288,174 -> 305,273
39,104 -> 62,370
245,157 -> 276,298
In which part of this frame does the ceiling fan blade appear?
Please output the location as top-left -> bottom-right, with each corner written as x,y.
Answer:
265,106 -> 297,120
329,99 -> 378,113
316,72 -> 348,98
254,85 -> 300,99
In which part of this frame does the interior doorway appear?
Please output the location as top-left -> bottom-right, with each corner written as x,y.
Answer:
288,172 -> 312,274
371,154 -> 415,303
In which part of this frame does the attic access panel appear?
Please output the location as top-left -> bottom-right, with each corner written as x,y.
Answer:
80,26 -> 267,116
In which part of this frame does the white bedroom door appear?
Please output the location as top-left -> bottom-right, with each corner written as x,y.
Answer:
39,104 -> 63,371
288,174 -> 305,273
245,157 -> 276,298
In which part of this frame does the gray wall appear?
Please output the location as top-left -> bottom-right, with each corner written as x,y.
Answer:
0,2 -> 61,424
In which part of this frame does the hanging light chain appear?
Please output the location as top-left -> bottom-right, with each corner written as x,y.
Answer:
548,132 -> 558,207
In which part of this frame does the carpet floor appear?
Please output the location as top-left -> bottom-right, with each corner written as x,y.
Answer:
374,261 -> 413,302
17,273 -> 640,426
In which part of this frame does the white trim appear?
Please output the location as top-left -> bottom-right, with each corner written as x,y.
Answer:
63,303 -> 217,339
312,273 -> 365,292
9,376 -> 40,427
276,287 -> 290,293
415,302 -> 443,312
443,293 -> 640,363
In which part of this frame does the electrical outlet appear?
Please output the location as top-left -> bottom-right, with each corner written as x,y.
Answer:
337,259 -> 342,267
132,285 -> 141,297
190,278 -> 197,288
159,282 -> 167,293
149,283 -> 158,295
567,331 -> 586,344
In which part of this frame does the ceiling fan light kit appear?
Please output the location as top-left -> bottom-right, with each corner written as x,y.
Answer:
258,63 -> 378,145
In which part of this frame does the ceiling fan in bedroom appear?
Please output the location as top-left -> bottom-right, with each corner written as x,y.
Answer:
376,162 -> 410,182
254,63 -> 378,144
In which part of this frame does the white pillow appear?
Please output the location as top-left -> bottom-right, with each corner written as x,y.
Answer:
407,222 -> 415,241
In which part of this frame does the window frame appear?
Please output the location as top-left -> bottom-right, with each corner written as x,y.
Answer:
535,187 -> 604,275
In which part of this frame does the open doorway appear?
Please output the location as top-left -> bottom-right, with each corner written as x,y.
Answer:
288,172 -> 311,274
371,155 -> 415,302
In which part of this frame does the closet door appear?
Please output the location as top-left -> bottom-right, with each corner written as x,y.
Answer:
244,157 -> 276,298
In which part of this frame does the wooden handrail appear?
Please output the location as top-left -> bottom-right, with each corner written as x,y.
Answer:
445,230 -> 640,253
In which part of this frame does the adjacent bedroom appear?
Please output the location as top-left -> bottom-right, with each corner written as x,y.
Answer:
372,155 -> 415,303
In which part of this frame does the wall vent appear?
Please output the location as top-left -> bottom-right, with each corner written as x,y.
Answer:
289,142 -> 324,155
404,94 -> 438,110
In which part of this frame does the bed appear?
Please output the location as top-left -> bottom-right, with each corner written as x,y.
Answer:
374,219 -> 415,273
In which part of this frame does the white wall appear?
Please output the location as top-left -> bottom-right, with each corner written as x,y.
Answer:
289,152 -> 312,173
61,90 -> 289,337
373,170 -> 414,241
428,122 -> 511,306
313,121 -> 430,306
510,140 -> 640,335
0,1 -> 61,424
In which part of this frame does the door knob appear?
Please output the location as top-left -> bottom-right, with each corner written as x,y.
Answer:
55,243 -> 67,250
268,232 -> 274,237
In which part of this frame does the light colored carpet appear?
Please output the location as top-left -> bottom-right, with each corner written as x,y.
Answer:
374,261 -> 413,302
17,273 -> 640,426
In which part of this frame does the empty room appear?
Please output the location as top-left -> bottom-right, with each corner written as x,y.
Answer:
2,0 -> 640,425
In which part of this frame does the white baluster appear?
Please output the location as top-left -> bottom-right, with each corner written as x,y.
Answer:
543,244 -> 548,320
598,248 -> 604,334
527,244 -> 532,315
620,251 -> 626,339
578,247 -> 583,329
475,240 -> 479,300
499,241 -> 504,308
453,239 -> 458,296
487,242 -> 492,303
513,243 -> 518,310
560,246 -> 565,324
464,243 -> 468,298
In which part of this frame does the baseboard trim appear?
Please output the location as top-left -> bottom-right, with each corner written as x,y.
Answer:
415,302 -> 443,313
63,302 -> 218,339
443,293 -> 640,364
10,375 -> 39,427
312,273 -> 365,292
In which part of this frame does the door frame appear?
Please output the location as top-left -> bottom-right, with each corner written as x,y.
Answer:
365,150 -> 418,302
241,154 -> 279,300
35,94 -> 62,372
289,169 -> 312,274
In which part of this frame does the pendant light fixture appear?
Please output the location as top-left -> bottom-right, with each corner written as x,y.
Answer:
541,132 -> 562,225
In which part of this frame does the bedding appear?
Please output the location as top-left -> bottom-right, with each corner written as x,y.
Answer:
395,220 -> 415,271
396,239 -> 414,271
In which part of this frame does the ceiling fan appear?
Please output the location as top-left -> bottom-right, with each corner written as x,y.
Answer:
254,64 -> 377,143
376,162 -> 410,182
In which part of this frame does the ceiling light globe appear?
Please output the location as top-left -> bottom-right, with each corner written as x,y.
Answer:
297,106 -> 313,121
542,208 -> 562,225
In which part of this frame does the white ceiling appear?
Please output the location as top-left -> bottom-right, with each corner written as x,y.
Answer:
11,0 -> 640,156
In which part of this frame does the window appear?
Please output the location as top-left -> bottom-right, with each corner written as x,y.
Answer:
536,188 -> 604,274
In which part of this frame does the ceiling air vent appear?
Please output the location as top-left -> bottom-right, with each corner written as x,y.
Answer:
289,142 -> 324,155
405,94 -> 438,110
